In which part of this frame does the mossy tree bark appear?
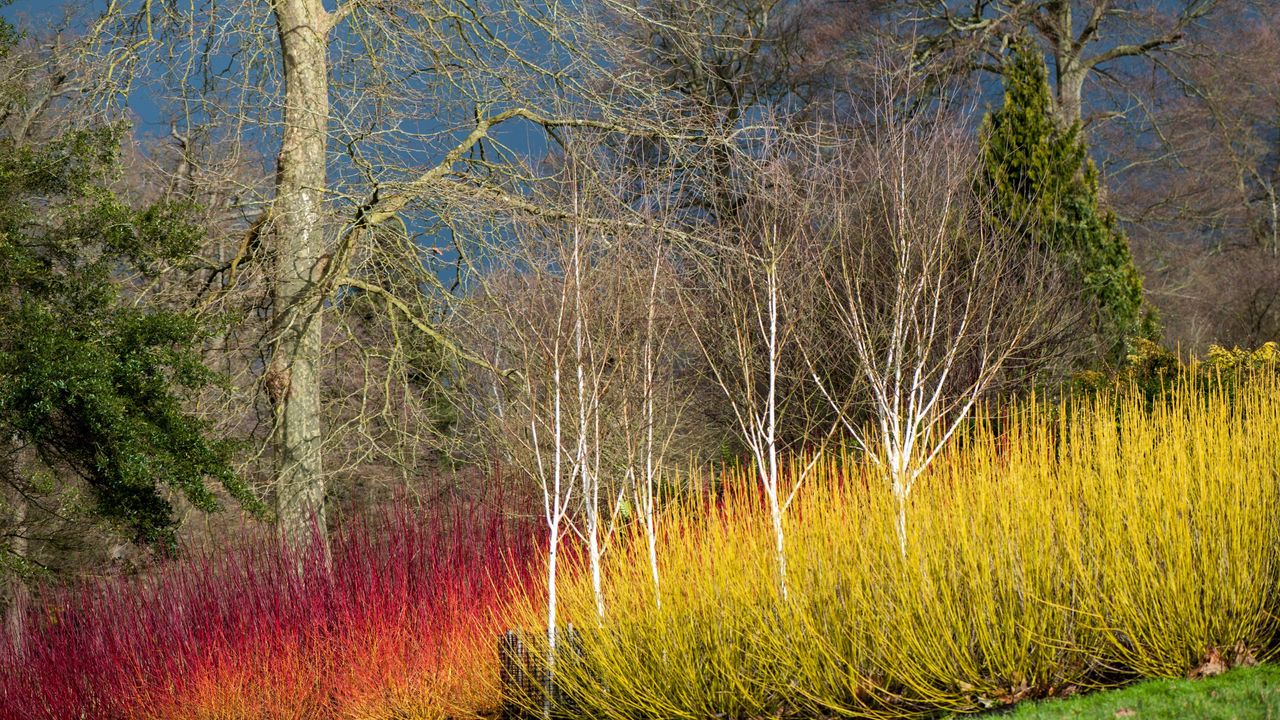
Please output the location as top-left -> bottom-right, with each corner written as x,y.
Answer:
268,0 -> 333,552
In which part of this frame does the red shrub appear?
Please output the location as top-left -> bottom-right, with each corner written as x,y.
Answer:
0,501 -> 539,720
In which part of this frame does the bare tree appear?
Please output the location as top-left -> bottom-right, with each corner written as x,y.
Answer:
679,126 -> 834,600
907,0 -> 1226,127
1099,3 -> 1280,350
594,0 -> 894,231
799,104 -> 1066,553
474,261 -> 579,661
450,136 -> 636,638
618,244 -> 685,609
86,0 -> 703,550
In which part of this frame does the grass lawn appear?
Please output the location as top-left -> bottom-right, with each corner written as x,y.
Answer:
992,665 -> 1280,719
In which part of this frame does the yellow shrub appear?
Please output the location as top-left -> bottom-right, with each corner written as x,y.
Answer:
508,375 -> 1280,719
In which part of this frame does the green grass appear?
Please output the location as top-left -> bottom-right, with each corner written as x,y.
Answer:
995,665 -> 1280,719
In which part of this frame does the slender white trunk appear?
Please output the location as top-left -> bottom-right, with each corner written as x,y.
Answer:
768,488 -> 787,601
893,479 -> 908,557
765,256 -> 788,600
546,528 -> 559,655
550,367 -> 564,655
533,309 -> 567,675
640,457 -> 661,609
544,525 -> 559,720
570,216 -> 606,621
541,360 -> 567,718
642,252 -> 662,609
645,516 -> 661,609
641,462 -> 661,609
589,513 -> 604,619
887,428 -> 912,556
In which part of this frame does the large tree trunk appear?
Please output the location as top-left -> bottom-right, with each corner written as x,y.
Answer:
269,0 -> 331,552
1047,2 -> 1087,129
1054,59 -> 1088,129
4,498 -> 28,657
3,443 -> 29,657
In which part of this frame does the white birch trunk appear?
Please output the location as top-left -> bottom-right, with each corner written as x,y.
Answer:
764,256 -> 788,600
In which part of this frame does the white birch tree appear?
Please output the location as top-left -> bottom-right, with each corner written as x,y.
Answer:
801,109 -> 1066,554
631,248 -> 672,609
679,130 -> 831,600
452,138 -> 651,641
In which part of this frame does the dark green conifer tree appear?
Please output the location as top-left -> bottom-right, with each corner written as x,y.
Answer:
980,38 -> 1156,363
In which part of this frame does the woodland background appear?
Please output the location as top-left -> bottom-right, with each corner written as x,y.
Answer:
0,0 -> 1277,641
